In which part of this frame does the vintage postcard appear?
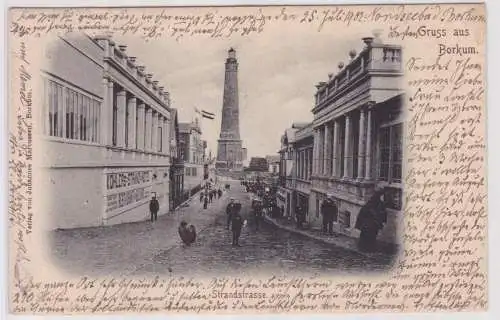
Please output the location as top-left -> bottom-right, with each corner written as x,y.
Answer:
8,3 -> 486,315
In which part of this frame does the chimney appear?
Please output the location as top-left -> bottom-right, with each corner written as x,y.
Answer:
118,45 -> 127,52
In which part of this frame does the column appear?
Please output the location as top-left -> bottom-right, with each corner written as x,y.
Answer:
332,119 -> 339,177
313,129 -> 320,175
136,102 -> 145,150
127,96 -> 137,149
343,114 -> 352,179
357,108 -> 367,180
365,105 -> 373,180
116,89 -> 127,147
101,78 -> 114,145
152,112 -> 159,152
323,123 -> 331,176
145,107 -> 152,151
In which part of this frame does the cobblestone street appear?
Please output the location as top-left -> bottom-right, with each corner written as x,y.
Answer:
51,180 -> 394,278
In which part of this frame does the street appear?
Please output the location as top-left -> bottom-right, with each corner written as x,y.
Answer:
50,179 -> 392,278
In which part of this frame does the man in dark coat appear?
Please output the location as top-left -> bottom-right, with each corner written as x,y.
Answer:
253,199 -> 264,231
355,190 -> 387,252
321,197 -> 338,234
218,188 -> 223,199
149,195 -> 159,222
231,203 -> 244,246
203,195 -> 209,209
226,198 -> 237,229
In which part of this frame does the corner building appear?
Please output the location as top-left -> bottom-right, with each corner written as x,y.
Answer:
39,33 -> 172,229
309,35 -> 404,246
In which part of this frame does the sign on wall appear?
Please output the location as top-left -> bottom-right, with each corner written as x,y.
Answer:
106,171 -> 151,190
106,186 -> 151,213
105,170 -> 153,213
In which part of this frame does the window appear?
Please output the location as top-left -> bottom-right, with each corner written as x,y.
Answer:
316,198 -> 320,218
112,90 -> 118,146
125,101 -> 129,147
48,80 -> 62,137
158,126 -> 163,152
43,77 -> 101,142
378,123 -> 402,183
338,119 -> 345,177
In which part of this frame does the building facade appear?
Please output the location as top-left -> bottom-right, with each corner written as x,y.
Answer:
169,109 -> 185,210
179,120 -> 206,195
292,124 -> 314,223
39,33 -> 172,229
276,123 -> 309,219
309,35 -> 404,245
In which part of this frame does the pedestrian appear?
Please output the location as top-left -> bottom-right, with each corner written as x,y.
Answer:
295,206 -> 303,229
226,198 -> 236,229
355,189 -> 387,252
253,199 -> 264,231
199,192 -> 204,203
218,188 -> 222,199
149,195 -> 159,222
231,202 -> 244,246
321,197 -> 338,235
209,191 -> 213,203
203,195 -> 208,209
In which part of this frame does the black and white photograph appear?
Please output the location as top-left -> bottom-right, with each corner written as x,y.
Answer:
39,26 -> 405,278
7,3 -> 489,316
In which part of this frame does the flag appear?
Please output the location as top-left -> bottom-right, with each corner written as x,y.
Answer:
201,110 -> 215,120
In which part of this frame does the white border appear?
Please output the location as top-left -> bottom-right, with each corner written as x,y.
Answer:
1,1 -> 497,320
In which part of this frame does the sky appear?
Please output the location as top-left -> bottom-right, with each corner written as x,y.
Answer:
114,26 -> 369,161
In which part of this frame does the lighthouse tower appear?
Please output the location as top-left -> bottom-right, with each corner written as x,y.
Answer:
216,48 -> 244,172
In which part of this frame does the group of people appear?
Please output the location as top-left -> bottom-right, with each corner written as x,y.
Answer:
200,186 -> 223,209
